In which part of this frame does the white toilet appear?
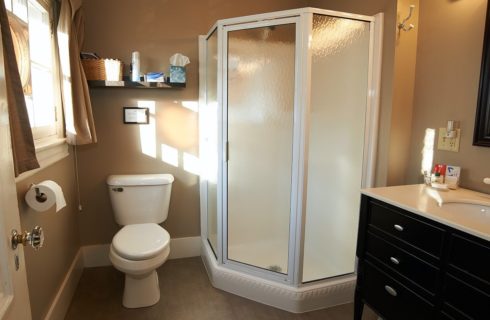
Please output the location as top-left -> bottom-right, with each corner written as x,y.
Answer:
106,174 -> 174,308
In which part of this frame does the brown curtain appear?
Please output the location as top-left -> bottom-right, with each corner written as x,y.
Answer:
0,0 -> 39,176
57,0 -> 97,145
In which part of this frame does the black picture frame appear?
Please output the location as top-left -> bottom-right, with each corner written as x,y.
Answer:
123,107 -> 149,124
474,2 -> 490,147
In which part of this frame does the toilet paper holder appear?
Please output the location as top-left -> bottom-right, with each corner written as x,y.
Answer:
32,184 -> 48,203
25,180 -> 67,213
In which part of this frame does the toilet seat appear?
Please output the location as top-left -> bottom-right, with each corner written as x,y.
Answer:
110,244 -> 170,276
112,223 -> 170,260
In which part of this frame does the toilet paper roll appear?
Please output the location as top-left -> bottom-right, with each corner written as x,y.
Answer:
25,180 -> 66,212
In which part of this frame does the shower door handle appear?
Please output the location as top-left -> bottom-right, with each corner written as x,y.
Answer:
225,141 -> 229,162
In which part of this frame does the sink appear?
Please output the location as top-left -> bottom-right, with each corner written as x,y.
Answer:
440,202 -> 490,217
424,186 -> 490,217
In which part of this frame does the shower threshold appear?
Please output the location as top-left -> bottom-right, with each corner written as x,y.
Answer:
201,240 -> 356,313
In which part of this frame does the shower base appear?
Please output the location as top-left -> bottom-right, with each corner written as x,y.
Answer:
201,240 -> 356,313
227,239 -> 354,281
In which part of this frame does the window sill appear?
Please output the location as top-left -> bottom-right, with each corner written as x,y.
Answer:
15,137 -> 69,182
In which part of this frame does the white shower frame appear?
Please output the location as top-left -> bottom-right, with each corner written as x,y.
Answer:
199,7 -> 383,290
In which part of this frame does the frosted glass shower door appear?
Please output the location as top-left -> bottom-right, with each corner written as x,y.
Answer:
225,21 -> 296,274
302,15 -> 371,282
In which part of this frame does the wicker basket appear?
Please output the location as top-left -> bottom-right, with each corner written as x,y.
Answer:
82,58 -> 123,81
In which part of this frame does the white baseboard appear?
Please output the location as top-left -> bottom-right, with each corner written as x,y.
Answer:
43,249 -> 84,320
82,236 -> 201,268
168,236 -> 201,260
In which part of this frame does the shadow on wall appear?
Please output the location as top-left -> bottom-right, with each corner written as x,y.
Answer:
138,100 -> 200,176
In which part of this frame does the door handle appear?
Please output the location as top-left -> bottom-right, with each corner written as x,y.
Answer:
11,226 -> 44,250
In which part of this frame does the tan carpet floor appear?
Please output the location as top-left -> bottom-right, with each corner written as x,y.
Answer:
65,257 -> 377,320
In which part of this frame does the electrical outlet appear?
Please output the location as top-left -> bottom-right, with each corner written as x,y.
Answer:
437,128 -> 460,152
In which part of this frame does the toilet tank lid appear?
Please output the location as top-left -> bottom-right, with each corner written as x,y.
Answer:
107,174 -> 174,186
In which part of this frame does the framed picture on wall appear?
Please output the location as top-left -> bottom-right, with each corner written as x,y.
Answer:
123,107 -> 149,124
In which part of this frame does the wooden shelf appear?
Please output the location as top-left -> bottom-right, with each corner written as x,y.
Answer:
87,80 -> 186,89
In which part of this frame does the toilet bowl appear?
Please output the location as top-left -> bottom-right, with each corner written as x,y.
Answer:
106,174 -> 174,308
109,223 -> 170,308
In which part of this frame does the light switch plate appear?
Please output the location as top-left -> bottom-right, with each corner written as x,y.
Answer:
437,128 -> 460,152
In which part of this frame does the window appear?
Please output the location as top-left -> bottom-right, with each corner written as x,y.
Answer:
6,0 -> 61,142
6,0 -> 68,179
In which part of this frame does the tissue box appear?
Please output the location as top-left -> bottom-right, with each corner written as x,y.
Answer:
170,66 -> 186,83
446,165 -> 461,189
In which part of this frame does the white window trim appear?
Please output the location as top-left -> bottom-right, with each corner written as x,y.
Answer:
15,138 -> 69,182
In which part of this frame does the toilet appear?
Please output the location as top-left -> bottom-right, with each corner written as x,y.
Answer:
106,174 -> 174,308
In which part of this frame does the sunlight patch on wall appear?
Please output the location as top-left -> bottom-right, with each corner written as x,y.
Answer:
161,143 -> 178,167
179,100 -> 199,113
136,98 -> 200,175
183,152 -> 200,175
138,100 -> 156,158
421,128 -> 435,174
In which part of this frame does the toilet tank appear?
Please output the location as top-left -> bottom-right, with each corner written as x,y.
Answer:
106,174 -> 174,225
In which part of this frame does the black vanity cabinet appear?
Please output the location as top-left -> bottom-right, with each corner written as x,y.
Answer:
354,195 -> 490,320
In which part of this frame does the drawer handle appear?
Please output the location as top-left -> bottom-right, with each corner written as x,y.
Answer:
390,257 -> 400,265
394,224 -> 404,231
384,285 -> 398,297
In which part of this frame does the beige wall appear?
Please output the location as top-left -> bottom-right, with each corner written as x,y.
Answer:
387,0 -> 419,186
309,0 -> 397,187
406,0 -> 490,193
16,152 -> 80,320
79,0 -> 306,245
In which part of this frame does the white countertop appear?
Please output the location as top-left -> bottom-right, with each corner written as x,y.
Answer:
361,184 -> 490,242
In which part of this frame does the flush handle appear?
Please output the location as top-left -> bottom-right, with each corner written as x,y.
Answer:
384,285 -> 398,297
394,224 -> 404,232
390,257 -> 400,265
112,187 -> 124,192
11,226 -> 44,250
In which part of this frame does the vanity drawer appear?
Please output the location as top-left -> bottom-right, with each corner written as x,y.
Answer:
447,233 -> 490,285
362,261 -> 435,320
365,231 -> 439,294
442,274 -> 490,320
369,201 -> 445,258
439,312 -> 458,320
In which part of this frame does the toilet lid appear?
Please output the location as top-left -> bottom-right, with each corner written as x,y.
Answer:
112,223 -> 170,260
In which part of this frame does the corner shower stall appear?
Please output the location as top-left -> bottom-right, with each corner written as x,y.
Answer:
199,8 -> 382,312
